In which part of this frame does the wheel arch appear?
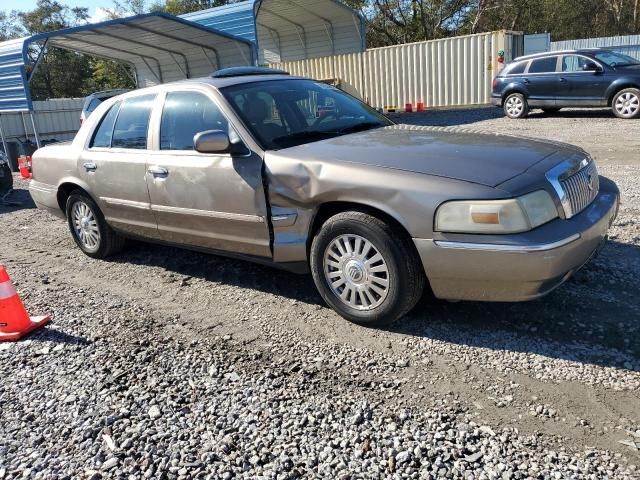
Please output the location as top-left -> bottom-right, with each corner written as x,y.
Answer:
501,85 -> 528,102
307,201 -> 427,278
606,81 -> 640,106
56,179 -> 98,216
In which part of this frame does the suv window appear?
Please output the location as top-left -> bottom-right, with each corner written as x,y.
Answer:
91,102 -> 121,148
112,94 -> 156,150
160,91 -> 228,151
562,55 -> 591,72
528,57 -> 558,73
507,61 -> 527,75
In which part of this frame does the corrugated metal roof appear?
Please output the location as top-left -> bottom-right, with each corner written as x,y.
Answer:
181,0 -> 366,64
0,13 -> 256,113
0,37 -> 33,112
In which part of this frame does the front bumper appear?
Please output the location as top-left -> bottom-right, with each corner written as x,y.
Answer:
414,176 -> 620,302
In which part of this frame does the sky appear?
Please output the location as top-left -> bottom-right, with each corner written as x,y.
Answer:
2,0 -> 114,23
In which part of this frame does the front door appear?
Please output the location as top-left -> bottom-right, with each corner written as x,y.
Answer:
558,55 -> 610,106
79,94 -> 159,239
145,89 -> 271,258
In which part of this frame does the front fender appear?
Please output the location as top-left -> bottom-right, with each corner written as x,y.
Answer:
604,77 -> 640,105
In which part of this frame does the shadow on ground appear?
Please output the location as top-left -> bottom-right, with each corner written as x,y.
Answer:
0,188 -> 36,214
109,238 -> 639,372
390,107 -> 616,127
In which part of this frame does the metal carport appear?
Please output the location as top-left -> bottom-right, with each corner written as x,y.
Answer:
0,12 -> 255,153
182,0 -> 366,64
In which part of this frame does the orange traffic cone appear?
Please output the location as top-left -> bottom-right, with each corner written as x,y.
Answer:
0,265 -> 50,341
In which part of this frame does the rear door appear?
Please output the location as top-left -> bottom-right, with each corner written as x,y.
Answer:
79,94 -> 159,239
523,56 -> 561,106
144,87 -> 271,257
558,55 -> 610,106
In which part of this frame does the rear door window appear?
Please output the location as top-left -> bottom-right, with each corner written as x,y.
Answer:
160,91 -> 228,151
91,102 -> 121,148
112,94 -> 156,150
528,57 -> 558,73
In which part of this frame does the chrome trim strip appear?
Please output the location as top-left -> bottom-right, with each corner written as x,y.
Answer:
151,204 -> 264,223
101,197 -> 151,210
434,234 -> 580,253
29,183 -> 56,194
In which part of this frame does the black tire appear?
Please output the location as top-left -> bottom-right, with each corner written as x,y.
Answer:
309,211 -> 425,327
503,93 -> 529,119
611,88 -> 640,119
542,107 -> 561,114
66,191 -> 125,258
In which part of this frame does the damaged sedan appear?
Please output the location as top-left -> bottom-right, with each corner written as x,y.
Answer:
29,67 -> 619,326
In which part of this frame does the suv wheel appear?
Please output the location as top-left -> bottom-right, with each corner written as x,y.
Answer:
66,191 -> 125,258
612,88 -> 640,119
310,211 -> 425,327
504,93 -> 529,119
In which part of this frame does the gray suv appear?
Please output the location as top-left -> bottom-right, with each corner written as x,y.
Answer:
29,68 -> 619,326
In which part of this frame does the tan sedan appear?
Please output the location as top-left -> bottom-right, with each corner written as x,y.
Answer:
29,68 -> 619,326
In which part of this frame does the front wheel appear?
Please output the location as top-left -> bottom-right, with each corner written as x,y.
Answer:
503,93 -> 529,119
612,88 -> 640,119
310,211 -> 425,326
66,191 -> 125,258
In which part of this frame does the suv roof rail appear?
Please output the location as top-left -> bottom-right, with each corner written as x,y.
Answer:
210,66 -> 290,78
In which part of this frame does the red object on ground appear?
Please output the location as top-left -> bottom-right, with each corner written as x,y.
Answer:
17,155 -> 32,179
405,103 -> 413,112
0,265 -> 50,341
416,102 -> 425,112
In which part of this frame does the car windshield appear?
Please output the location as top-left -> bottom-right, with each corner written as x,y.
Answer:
593,51 -> 640,67
221,79 -> 392,149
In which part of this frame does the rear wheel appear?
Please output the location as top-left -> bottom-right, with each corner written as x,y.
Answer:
310,211 -> 425,327
66,191 -> 125,258
503,93 -> 529,119
612,88 -> 640,119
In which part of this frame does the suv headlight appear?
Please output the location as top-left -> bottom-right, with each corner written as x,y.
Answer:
435,190 -> 558,234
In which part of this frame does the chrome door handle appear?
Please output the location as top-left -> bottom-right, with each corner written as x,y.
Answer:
523,79 -> 530,84
559,77 -> 567,82
83,162 -> 97,172
148,165 -> 169,178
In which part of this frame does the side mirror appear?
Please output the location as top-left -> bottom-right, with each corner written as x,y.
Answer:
583,62 -> 602,72
194,130 -> 230,153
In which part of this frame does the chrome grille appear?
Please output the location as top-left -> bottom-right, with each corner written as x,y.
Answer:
560,161 -> 599,217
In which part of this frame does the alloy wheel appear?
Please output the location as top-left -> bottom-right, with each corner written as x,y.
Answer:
72,201 -> 101,251
323,234 -> 390,311
615,92 -> 639,117
506,96 -> 524,117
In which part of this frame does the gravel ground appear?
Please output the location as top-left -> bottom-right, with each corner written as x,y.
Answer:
1,107 -> 639,479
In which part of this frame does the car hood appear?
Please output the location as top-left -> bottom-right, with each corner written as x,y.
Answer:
270,125 -> 579,187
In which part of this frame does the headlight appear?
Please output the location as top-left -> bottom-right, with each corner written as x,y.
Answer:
435,190 -> 558,234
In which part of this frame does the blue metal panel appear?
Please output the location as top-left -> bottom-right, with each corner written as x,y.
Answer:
0,38 -> 32,112
551,35 -> 640,61
181,2 -> 257,43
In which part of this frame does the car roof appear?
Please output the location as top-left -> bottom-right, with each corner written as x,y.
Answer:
513,48 -> 611,62
114,73 -> 307,100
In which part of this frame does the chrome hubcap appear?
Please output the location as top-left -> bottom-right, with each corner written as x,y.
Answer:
323,234 -> 390,311
506,96 -> 523,117
615,92 -> 639,116
72,201 -> 100,251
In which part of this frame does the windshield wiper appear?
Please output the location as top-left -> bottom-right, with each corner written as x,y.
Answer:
335,121 -> 386,134
271,130 -> 337,146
